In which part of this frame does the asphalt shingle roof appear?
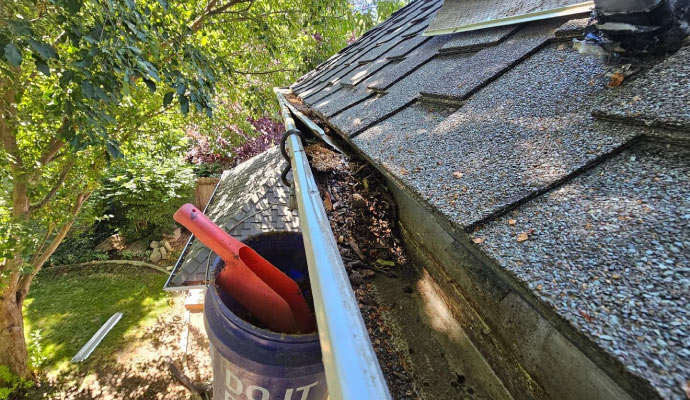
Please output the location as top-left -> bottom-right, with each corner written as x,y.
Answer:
169,147 -> 299,287
291,1 -> 690,397
478,141 -> 690,399
593,46 -> 690,133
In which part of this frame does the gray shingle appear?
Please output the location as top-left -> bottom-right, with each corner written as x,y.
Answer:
169,147 -> 300,288
421,19 -> 563,101
353,44 -> 644,229
439,25 -> 519,53
310,60 -> 407,117
592,46 -> 690,134
384,34 -> 432,61
424,0 -> 592,35
328,20 -> 565,137
366,35 -> 450,91
297,0 -> 439,98
302,4 -> 442,102
336,51 -> 472,120
555,17 -> 590,37
477,141 -> 690,400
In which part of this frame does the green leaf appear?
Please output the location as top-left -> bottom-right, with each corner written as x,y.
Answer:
163,91 -> 174,107
75,56 -> 93,69
137,60 -> 160,82
28,40 -> 58,60
179,95 -> 189,114
84,25 -> 104,44
64,0 -> 83,14
143,79 -> 156,93
3,43 -> 22,67
59,70 -> 75,86
375,259 -> 396,267
35,59 -> 50,76
81,80 -> 94,98
8,20 -> 32,36
94,85 -> 108,101
106,141 -> 124,159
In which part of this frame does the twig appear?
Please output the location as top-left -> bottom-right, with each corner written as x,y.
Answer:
167,357 -> 203,400
29,160 -> 74,213
353,163 -> 369,175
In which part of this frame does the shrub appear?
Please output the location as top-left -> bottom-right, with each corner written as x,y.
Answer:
47,234 -> 110,267
0,366 -> 33,400
119,249 -> 149,260
94,154 -> 195,242
234,116 -> 284,164
186,115 -> 284,175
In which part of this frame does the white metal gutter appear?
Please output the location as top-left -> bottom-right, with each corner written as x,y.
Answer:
71,312 -> 123,362
275,88 -> 391,400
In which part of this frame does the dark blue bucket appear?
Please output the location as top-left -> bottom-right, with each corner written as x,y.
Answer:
204,232 -> 327,400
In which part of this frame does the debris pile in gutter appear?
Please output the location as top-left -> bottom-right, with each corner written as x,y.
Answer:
304,143 -> 417,400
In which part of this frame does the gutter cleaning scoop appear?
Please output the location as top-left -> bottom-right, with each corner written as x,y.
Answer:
174,204 -> 315,334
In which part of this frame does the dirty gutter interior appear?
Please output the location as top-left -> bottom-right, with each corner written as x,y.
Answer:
274,88 -> 391,400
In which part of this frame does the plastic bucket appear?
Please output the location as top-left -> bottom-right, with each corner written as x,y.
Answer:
204,232 -> 327,400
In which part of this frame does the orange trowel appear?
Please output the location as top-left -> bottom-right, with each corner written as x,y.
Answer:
174,204 -> 314,334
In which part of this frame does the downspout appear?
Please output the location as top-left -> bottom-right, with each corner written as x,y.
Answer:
274,88 -> 392,400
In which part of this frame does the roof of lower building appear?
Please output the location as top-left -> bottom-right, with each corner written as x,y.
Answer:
291,0 -> 690,398
166,147 -> 299,289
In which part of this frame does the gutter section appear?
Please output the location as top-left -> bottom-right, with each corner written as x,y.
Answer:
274,88 -> 391,400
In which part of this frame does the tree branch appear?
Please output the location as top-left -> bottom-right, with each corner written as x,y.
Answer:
29,160 -> 74,213
0,73 -> 22,169
190,0 -> 253,32
38,136 -> 65,166
16,190 -> 91,304
208,0 -> 252,16
30,224 -> 55,266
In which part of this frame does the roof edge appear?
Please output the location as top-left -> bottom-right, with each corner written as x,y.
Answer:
422,1 -> 594,36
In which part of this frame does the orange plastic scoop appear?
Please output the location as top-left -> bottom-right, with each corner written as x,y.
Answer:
174,204 -> 315,334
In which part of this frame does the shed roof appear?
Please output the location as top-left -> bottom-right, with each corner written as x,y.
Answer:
166,147 -> 299,289
292,0 -> 690,398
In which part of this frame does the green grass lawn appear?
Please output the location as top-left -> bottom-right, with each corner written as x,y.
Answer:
23,265 -> 171,375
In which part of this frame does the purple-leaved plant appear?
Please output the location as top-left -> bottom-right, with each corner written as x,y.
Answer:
186,116 -> 284,172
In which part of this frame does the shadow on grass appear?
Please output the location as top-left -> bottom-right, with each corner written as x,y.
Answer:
22,264 -> 206,399
24,264 -> 169,371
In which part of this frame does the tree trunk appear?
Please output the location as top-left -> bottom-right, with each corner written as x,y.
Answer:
0,285 -> 30,379
0,191 -> 89,379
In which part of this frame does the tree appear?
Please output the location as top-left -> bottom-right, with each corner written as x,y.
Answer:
0,0 -> 220,378
0,0 -> 402,379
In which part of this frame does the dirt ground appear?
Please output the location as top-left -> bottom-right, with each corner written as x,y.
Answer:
29,294 -> 212,400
